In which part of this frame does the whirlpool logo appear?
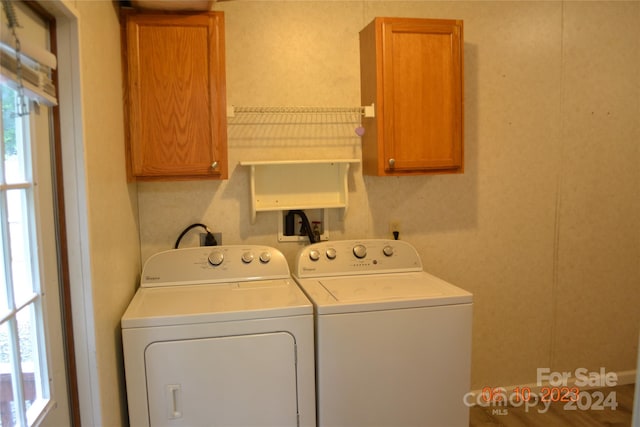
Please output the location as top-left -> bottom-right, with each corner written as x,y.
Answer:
144,275 -> 160,281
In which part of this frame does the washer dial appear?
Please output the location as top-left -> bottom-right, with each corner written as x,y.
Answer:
353,244 -> 367,259
309,249 -> 321,261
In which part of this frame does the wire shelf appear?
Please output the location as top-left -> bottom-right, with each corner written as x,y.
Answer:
227,104 -> 374,125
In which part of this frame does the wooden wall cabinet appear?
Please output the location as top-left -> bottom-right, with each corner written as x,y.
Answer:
359,17 -> 464,176
122,11 -> 227,180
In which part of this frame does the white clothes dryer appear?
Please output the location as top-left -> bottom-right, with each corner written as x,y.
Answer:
122,245 -> 316,427
293,239 -> 472,427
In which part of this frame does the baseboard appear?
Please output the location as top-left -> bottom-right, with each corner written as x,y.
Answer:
468,368 -> 637,405
615,370 -> 637,386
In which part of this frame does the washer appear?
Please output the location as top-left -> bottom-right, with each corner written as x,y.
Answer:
293,239 -> 472,427
122,245 -> 316,427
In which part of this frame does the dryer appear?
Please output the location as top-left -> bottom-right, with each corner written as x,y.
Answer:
122,245 -> 316,427
294,239 -> 472,427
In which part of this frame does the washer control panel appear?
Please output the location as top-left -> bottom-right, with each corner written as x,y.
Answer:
141,245 -> 290,287
294,239 -> 423,278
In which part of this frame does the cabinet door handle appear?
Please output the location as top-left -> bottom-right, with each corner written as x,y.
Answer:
388,158 -> 395,168
211,161 -> 218,169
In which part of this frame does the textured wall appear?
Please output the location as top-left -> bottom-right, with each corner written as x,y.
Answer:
133,0 -> 640,393
76,1 -> 141,425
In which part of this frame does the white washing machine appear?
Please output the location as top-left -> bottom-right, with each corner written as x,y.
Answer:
293,239 -> 472,427
121,245 -> 316,427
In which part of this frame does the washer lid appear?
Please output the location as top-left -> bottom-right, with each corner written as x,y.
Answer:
121,279 -> 313,328
296,271 -> 472,314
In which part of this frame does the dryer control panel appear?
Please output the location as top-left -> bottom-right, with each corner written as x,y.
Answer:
294,239 -> 423,278
141,245 -> 290,287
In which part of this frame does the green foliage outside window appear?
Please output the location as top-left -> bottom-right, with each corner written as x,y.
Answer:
2,86 -> 17,156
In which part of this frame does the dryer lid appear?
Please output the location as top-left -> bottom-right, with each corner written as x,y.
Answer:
121,279 -> 313,328
297,271 -> 472,314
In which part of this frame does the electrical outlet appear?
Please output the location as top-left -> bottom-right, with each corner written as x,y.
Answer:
200,232 -> 222,246
389,220 -> 401,240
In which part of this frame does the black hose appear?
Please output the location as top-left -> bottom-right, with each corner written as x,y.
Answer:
288,210 -> 316,244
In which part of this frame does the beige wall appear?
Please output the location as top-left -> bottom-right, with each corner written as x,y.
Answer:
75,0 -> 639,425
76,1 -> 141,425
138,0 -> 640,389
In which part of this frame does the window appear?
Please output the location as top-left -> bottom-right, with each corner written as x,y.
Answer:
1,1 -> 72,425
0,84 -> 51,427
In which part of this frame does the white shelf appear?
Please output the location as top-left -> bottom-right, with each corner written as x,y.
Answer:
239,159 -> 360,223
227,104 -> 375,120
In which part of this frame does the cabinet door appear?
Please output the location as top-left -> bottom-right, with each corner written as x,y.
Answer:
361,18 -> 463,175
124,13 -> 227,180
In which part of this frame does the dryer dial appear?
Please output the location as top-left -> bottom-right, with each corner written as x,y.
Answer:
383,245 -> 394,257
208,250 -> 224,266
259,251 -> 272,263
241,251 -> 254,264
326,248 -> 337,260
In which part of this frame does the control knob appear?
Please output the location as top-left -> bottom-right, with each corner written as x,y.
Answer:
241,251 -> 254,264
326,248 -> 337,260
309,249 -> 321,261
208,250 -> 224,266
353,244 -> 367,259
259,251 -> 272,263
383,245 -> 394,257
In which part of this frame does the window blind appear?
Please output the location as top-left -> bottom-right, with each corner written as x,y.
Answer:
0,0 -> 57,106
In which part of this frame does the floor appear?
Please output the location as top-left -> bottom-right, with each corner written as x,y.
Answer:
469,383 -> 636,426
